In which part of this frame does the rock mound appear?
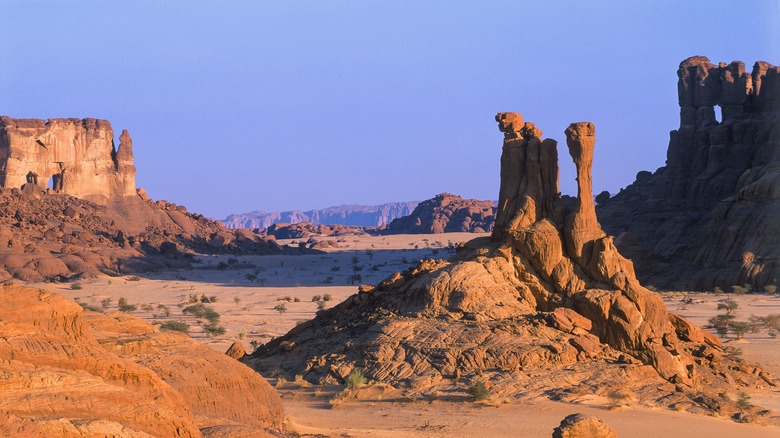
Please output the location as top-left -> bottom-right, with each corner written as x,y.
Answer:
266,221 -> 365,240
0,284 -> 284,437
249,113 -> 775,421
597,57 -> 779,290
387,193 -> 496,234
552,413 -> 617,438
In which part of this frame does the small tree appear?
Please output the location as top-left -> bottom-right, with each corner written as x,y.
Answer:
467,379 -> 490,401
274,304 -> 287,314
345,368 -> 366,390
717,300 -> 739,315
729,321 -> 750,339
234,296 -> 241,307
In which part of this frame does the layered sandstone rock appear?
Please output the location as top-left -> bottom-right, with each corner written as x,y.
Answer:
249,113 -> 774,421
0,117 -> 136,204
0,285 -> 284,437
597,57 -> 779,290
387,193 -> 496,234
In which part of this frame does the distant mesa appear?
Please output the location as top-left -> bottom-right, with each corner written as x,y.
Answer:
222,201 -> 419,229
386,193 -> 496,234
0,116 -> 309,282
249,111 -> 775,420
597,57 -> 780,291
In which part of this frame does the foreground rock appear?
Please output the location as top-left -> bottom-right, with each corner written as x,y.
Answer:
552,413 -> 617,438
250,113 -> 776,422
387,193 -> 496,234
597,57 -> 779,291
0,285 -> 284,437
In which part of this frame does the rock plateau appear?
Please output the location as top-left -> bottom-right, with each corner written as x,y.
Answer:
387,193 -> 496,234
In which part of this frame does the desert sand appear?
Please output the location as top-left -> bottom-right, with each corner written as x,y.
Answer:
32,232 -> 780,438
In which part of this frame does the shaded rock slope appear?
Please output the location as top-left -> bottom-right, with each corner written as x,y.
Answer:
387,193 -> 496,234
223,201 -> 419,228
0,284 -> 284,437
597,57 -> 779,291
250,113 -> 776,422
0,185 -> 298,282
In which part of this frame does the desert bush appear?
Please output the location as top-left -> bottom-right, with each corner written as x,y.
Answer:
209,296 -> 217,303
238,328 -> 246,340
323,276 -> 333,284
294,297 -> 301,302
245,273 -> 257,282
317,301 -> 327,310
217,261 -> 229,270
765,285 -> 777,294
70,283 -> 83,290
708,314 -> 734,337
274,304 -> 287,314
731,285 -> 748,295
203,309 -> 221,323
348,274 -> 362,285
188,293 -> 198,303
127,276 -> 140,282
723,346 -> 743,357
140,304 -> 154,312
323,293 -> 333,302
717,299 -> 739,315
331,266 -> 340,272
100,297 -> 112,310
736,392 -> 752,409
204,324 -> 226,337
78,302 -> 101,312
107,280 -> 112,285
345,368 -> 366,390
119,303 -> 137,312
312,295 -> 322,302
729,321 -> 750,339
467,379 -> 490,401
183,303 -> 207,318
277,296 -> 292,302
157,304 -> 171,316
233,296 -> 241,307
713,286 -> 724,295
200,294 -> 210,303
159,321 -> 189,333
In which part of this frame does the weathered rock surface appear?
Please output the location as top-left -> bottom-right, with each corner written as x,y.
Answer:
552,413 -> 617,438
0,117 -> 136,205
223,201 -> 419,228
249,113 -> 775,422
0,285 -> 284,437
0,186 -> 296,281
266,221 -> 366,240
387,193 -> 496,234
597,57 -> 780,291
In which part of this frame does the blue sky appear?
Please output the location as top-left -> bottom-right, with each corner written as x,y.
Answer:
1,1 -> 778,219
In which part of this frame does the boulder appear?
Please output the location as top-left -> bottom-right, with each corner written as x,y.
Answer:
552,413 -> 617,438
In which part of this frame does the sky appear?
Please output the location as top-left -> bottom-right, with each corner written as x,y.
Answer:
1,1 -> 778,219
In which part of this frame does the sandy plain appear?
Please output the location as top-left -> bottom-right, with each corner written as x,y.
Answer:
33,232 -> 780,438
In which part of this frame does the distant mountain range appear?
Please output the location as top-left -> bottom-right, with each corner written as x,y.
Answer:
222,201 -> 420,229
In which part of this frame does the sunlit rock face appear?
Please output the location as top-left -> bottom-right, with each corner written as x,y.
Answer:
0,117 -> 136,204
597,57 -> 780,291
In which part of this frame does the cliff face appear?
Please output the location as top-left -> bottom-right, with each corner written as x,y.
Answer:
597,57 -> 780,291
0,117 -> 136,205
223,201 -> 419,228
387,193 -> 496,234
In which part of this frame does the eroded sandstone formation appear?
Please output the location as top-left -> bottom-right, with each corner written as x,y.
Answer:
0,117 -> 136,204
388,193 -> 496,234
597,57 -> 779,290
249,113 -> 775,422
0,285 -> 284,437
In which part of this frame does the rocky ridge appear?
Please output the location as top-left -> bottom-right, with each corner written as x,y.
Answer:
223,201 -> 419,229
0,284 -> 284,437
597,57 -> 779,291
387,193 -> 496,234
249,112 -> 775,423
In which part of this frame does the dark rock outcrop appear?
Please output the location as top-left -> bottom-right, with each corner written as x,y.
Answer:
387,193 -> 496,234
552,413 -> 617,438
597,57 -> 779,291
249,113 -> 774,421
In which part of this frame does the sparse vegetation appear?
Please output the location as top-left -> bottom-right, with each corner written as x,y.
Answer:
312,295 -> 322,302
736,392 -> 752,409
78,302 -> 101,312
233,296 -> 241,307
204,324 -> 226,337
317,301 -> 327,310
467,379 -> 490,401
345,368 -> 366,390
274,303 -> 287,314
157,304 -> 170,317
717,299 -> 739,315
127,276 -> 140,281
323,293 -> 333,302
159,321 -> 189,333
100,297 -> 112,310
238,328 -> 246,340
70,283 -> 83,290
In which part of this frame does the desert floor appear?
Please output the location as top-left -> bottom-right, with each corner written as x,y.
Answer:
34,232 -> 780,437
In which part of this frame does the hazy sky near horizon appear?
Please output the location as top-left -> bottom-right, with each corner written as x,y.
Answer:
1,1 -> 778,219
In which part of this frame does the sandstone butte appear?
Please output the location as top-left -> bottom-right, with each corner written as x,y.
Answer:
387,192 -> 496,234
0,116 -> 309,283
250,112 -> 777,423
0,284 -> 284,437
597,57 -> 779,291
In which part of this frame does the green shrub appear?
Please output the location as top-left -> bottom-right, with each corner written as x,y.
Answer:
118,297 -> 128,307
183,303 -> 207,318
323,293 -> 333,302
203,309 -> 221,323
731,285 -> 748,295
312,295 -> 322,302
200,294 -> 210,303
205,324 -> 226,337
119,304 -> 137,312
274,304 -> 287,314
736,392 -> 751,409
317,301 -> 327,310
294,297 -> 301,302
157,304 -> 170,316
159,321 -> 189,333
70,283 -> 83,290
467,379 -> 490,401
78,302 -> 101,312
765,285 -> 777,294
717,300 -> 738,315
100,297 -> 112,310
345,368 -> 366,390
